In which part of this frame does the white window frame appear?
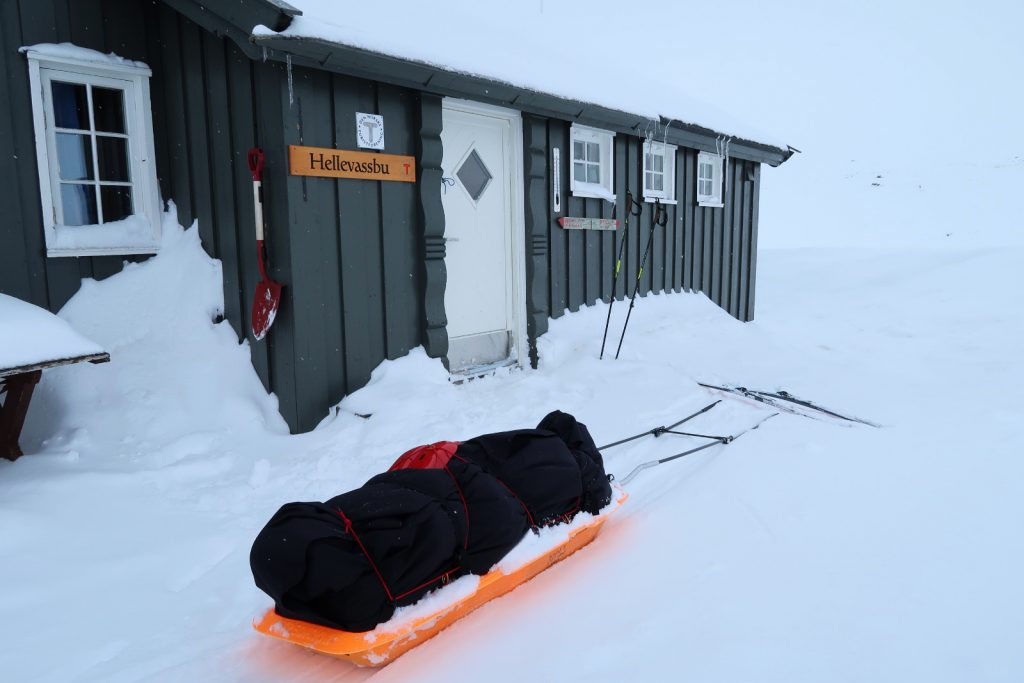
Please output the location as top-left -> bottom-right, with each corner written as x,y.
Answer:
696,151 -> 724,208
24,46 -> 161,257
569,124 -> 615,202
642,140 -> 677,204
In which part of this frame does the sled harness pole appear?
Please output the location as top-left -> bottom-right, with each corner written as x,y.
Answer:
617,412 -> 778,485
614,198 -> 668,359
599,191 -> 642,359
598,400 -> 720,451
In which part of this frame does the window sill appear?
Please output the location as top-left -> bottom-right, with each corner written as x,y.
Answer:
45,215 -> 161,257
571,183 -> 616,202
697,201 -> 724,208
643,196 -> 678,205
46,245 -> 160,258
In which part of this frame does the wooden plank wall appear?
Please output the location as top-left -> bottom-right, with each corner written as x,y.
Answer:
0,0 -> 305,426
523,115 -> 762,361
277,65 -> 424,432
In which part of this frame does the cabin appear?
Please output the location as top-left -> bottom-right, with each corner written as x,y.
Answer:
0,0 -> 795,433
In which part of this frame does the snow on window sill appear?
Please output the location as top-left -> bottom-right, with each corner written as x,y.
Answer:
47,214 -> 160,258
571,183 -> 616,202
697,199 -> 724,208
643,196 -> 678,205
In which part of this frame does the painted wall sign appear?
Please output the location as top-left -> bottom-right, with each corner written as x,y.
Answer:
558,217 -> 620,231
355,112 -> 385,150
552,147 -> 561,213
288,145 -> 416,182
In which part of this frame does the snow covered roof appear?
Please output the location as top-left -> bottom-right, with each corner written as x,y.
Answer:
229,0 -> 793,165
0,294 -> 107,374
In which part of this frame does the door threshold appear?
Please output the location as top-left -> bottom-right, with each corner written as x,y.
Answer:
448,358 -> 519,384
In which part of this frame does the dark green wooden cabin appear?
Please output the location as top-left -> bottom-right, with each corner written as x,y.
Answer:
0,0 -> 794,432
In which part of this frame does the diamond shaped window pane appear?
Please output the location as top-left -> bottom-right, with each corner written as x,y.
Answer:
457,149 -> 493,201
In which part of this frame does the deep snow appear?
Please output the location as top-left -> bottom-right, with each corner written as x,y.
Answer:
1,210 -> 1021,680
3,1 -> 1023,680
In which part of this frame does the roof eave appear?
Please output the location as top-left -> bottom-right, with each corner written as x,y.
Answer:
253,35 -> 793,166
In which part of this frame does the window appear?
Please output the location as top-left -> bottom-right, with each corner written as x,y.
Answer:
570,124 -> 615,201
642,140 -> 677,203
23,44 -> 161,256
697,152 -> 724,207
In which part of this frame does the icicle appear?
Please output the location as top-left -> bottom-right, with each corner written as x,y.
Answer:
724,136 -> 731,200
286,54 -> 294,107
262,45 -> 267,63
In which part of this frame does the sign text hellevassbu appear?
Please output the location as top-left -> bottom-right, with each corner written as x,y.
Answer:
288,145 -> 416,182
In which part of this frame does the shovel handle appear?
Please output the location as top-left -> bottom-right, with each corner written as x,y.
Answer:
247,147 -> 265,181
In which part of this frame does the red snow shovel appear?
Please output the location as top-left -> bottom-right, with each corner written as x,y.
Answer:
248,148 -> 282,340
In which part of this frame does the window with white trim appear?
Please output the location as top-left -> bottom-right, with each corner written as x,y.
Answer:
696,152 -> 724,207
570,124 -> 615,201
642,140 -> 677,203
23,45 -> 161,257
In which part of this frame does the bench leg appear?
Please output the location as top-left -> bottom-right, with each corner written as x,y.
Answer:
0,370 -> 42,461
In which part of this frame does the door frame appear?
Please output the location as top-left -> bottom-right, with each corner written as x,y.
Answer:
441,97 -> 527,372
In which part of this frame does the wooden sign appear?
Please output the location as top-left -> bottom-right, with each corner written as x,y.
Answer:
558,217 -> 620,231
288,145 -> 415,182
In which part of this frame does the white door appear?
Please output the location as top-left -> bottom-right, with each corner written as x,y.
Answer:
441,101 -> 523,372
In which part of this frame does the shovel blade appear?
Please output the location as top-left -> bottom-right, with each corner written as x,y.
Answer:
251,279 -> 282,340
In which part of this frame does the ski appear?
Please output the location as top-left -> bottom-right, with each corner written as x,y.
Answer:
745,388 -> 880,427
697,383 -> 879,427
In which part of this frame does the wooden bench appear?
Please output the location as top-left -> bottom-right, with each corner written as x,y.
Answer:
0,352 -> 110,461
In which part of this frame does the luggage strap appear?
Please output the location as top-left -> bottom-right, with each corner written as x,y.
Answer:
335,508 -> 462,605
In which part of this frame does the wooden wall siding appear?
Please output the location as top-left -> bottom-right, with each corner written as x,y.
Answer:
278,64 -> 424,432
523,118 -> 761,327
0,0 -> 325,427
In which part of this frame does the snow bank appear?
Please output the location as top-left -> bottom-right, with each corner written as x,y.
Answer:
0,293 -> 104,371
23,204 -> 288,455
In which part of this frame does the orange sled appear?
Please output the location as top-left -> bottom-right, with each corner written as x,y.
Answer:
253,487 -> 627,667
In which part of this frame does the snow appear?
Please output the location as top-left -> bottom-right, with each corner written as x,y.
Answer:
2,219 -> 1022,680
19,42 -> 149,71
0,293 -> 104,371
252,1 -> 789,149
2,2 -> 1023,682
49,214 -> 157,252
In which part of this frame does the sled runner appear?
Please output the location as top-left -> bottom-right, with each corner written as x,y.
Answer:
253,487 -> 626,667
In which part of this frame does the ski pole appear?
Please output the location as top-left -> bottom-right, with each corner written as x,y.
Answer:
614,199 -> 668,359
616,412 -> 777,485
599,191 -> 642,359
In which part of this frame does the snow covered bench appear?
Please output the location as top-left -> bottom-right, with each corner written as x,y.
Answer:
0,294 -> 109,461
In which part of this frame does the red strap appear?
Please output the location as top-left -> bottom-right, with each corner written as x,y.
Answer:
336,508 -> 461,605
451,453 -> 538,530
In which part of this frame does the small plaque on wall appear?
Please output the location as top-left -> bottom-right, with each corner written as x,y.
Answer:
558,217 -> 620,231
356,112 -> 384,150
